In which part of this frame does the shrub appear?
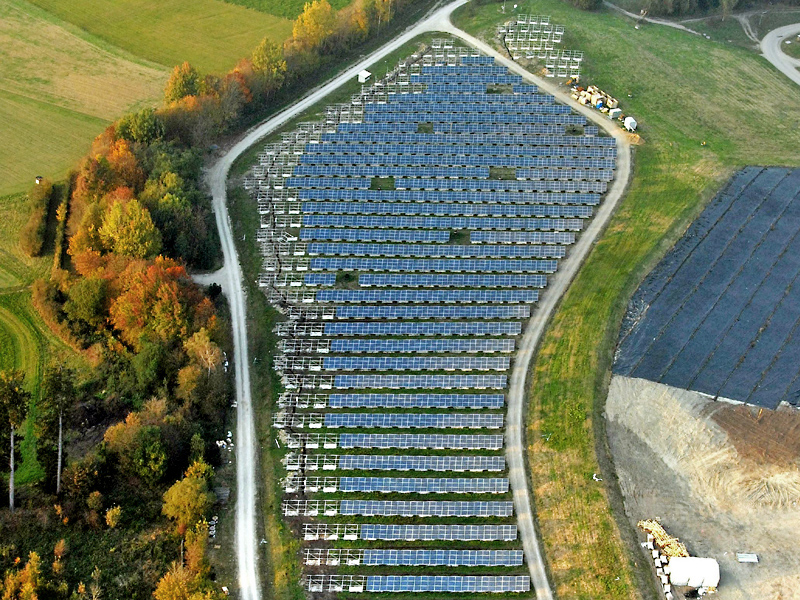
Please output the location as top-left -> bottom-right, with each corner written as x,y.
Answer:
19,179 -> 54,257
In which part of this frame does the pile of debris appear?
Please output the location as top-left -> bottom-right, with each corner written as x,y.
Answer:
570,84 -> 637,131
638,520 -> 720,599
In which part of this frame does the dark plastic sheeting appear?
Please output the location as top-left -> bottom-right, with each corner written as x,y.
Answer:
614,168 -> 800,408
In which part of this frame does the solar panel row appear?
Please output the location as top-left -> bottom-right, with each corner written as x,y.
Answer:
328,393 -> 505,409
328,338 -> 516,354
310,258 -> 558,273
323,321 -> 522,336
338,433 -> 504,449
299,228 -> 451,243
359,274 -> 548,288
303,214 -> 584,230
334,305 -> 531,319
337,455 -> 505,472
365,575 -> 530,593
360,524 -> 517,541
306,242 -> 566,258
361,548 -> 522,566
324,412 -> 504,428
341,500 -> 513,518
333,374 -> 508,389
301,201 -> 594,217
322,356 -> 511,371
317,289 -> 541,304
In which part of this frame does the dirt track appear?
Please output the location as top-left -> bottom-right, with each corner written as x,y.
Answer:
606,375 -> 800,599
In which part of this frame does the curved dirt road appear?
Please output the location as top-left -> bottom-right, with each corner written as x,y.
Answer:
205,4 -> 630,599
761,23 -> 800,86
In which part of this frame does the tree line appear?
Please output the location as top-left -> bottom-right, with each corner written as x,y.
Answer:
4,0 -> 426,597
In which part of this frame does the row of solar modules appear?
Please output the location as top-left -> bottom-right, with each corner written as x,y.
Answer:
410,74 -> 523,85
324,412 -> 504,428
293,165 -> 490,178
300,229 -> 576,245
361,523 -> 517,541
306,242 -> 566,258
300,203 -> 593,217
303,523 -> 517,540
323,355 -> 510,371
298,228 -> 450,242
328,338 -> 516,354
300,477 -> 508,494
355,274 -> 548,288
360,548 -> 521,566
334,304 -> 531,319
302,215 -> 585,230
364,102 -> 571,115
336,455 -> 506,472
310,258 -> 558,273
300,154 -> 590,168
298,190 -> 600,207
518,167 -> 614,181
327,393 -> 505,409
323,322 -> 522,336
337,121 -> 589,136
334,374 -> 508,389
340,500 -> 512,518
317,289 -> 541,303
385,92 -> 553,104
310,137 -> 616,149
365,112 -> 584,125
288,178 -> 607,193
364,576 -> 530,593
418,65 -> 509,75
300,154 -> 614,169
334,433 -> 503,449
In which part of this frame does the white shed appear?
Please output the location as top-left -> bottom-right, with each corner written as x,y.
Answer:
624,116 -> 638,132
668,557 -> 720,589
358,70 -> 371,83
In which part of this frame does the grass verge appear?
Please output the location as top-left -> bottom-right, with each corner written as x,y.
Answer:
454,1 -> 800,599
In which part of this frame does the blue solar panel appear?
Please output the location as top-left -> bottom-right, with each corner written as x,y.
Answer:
329,338 -> 515,354
471,230 -> 576,244
337,455 -> 505,472
361,548 -> 522,566
299,228 -> 450,243
334,374 -> 508,389
303,273 -> 335,286
327,393 -> 505,409
292,165 -> 489,178
334,304 -> 531,319
317,289 -> 540,303
338,433 -> 503,449
301,201 -> 592,218
310,258 -> 558,273
342,500 -> 513,518
285,176 -> 371,189
324,412 -> 504,428
303,215 -> 584,230
365,575 -> 530,593
359,523 -> 517,541
324,321 -> 522,336
322,356 -> 510,371
359,274 -> 549,287
298,189 -> 600,208
338,477 -> 508,494
307,242 -> 565,258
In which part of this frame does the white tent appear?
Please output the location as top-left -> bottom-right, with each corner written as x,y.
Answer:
358,70 -> 371,83
624,116 -> 638,132
668,557 -> 720,589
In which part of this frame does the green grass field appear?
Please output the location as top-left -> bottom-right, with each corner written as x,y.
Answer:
454,2 -> 800,599
220,0 -> 350,19
27,0 -> 293,73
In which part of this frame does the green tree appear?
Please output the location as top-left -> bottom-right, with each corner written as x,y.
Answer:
165,62 -> 201,103
37,365 -> 76,495
251,38 -> 287,97
162,475 -> 213,533
99,198 -> 162,259
117,108 -> 164,144
0,370 -> 30,513
64,277 -> 107,333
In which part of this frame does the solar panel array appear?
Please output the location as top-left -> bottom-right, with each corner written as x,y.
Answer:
250,43 -> 616,596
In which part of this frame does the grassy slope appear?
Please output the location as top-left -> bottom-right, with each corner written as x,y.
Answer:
220,0 -> 350,19
454,2 -> 800,599
27,0 -> 293,73
0,0 -> 167,195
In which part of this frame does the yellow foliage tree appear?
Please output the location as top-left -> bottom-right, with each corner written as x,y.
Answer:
291,0 -> 335,52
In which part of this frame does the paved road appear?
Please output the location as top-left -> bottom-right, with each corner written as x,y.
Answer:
203,3 -> 631,599
761,23 -> 800,86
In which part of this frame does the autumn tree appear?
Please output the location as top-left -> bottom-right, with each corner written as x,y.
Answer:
184,328 -> 222,377
251,38 -> 287,99
104,400 -> 168,485
99,198 -> 162,259
165,62 -> 201,104
37,365 -> 77,494
0,370 -> 31,512
291,0 -> 336,53
162,473 -> 213,533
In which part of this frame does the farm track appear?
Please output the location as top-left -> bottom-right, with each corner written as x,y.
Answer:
203,2 -> 632,599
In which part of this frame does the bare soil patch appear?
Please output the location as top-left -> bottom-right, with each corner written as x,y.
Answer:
606,375 -> 800,600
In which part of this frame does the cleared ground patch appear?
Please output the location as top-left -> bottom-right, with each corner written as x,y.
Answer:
27,0 -> 293,73
607,375 -> 800,600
